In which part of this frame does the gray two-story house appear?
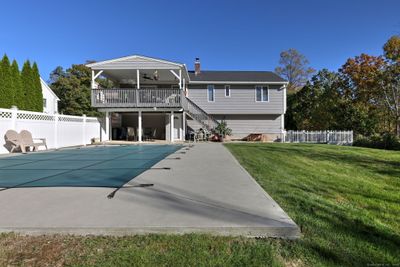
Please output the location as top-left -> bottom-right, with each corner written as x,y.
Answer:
87,55 -> 287,142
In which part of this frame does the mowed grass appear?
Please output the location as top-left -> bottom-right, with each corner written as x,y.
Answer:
226,143 -> 400,267
0,233 -> 283,267
1,144 -> 399,266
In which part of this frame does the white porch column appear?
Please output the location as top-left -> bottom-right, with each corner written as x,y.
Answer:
91,70 -> 103,89
138,111 -> 142,142
179,69 -> 182,89
170,111 -> 174,143
105,112 -> 110,141
91,70 -> 95,89
182,112 -> 186,141
137,69 -> 140,89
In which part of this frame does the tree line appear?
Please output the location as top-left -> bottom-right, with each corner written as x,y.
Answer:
276,35 -> 400,138
0,55 -> 43,112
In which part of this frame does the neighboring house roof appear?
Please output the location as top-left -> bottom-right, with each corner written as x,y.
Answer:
40,77 -> 60,100
188,71 -> 287,84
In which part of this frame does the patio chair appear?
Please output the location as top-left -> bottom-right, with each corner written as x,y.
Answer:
151,128 -> 157,140
4,130 -> 27,153
126,127 -> 136,141
144,128 -> 152,141
19,130 -> 47,151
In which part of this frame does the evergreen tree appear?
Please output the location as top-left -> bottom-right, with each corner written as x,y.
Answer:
10,60 -> 24,109
21,60 -> 33,111
0,54 -> 14,108
32,62 -> 43,112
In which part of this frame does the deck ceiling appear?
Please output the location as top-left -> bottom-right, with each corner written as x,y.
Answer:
102,69 -> 181,84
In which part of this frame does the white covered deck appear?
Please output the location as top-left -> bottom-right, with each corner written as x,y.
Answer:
86,55 -> 191,143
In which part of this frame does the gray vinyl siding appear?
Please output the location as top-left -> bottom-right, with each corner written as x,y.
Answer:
187,84 -> 284,114
187,114 -> 283,139
214,114 -> 283,138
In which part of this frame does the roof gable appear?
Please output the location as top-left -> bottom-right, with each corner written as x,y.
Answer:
86,55 -> 184,70
40,78 -> 60,100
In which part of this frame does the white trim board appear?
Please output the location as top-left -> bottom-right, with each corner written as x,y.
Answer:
189,81 -> 289,85
86,55 -> 185,68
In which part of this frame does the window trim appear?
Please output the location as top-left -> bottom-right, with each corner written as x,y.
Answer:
224,85 -> 231,97
207,85 -> 215,102
255,85 -> 269,102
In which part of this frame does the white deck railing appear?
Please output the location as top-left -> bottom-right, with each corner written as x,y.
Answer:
285,130 -> 353,145
91,88 -> 182,108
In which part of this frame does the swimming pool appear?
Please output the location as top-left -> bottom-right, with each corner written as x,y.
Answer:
0,145 -> 182,189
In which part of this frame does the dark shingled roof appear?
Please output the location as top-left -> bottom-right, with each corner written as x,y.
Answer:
188,71 -> 286,82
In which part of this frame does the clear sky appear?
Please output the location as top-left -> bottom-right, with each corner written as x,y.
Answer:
1,0 -> 399,80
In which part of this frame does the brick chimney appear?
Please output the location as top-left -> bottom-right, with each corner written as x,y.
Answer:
194,57 -> 201,76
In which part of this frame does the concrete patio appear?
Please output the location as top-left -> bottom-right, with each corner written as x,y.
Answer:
0,143 -> 299,238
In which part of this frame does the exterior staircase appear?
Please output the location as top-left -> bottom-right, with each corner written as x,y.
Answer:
181,92 -> 219,131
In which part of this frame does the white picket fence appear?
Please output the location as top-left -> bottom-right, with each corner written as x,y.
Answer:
285,130 -> 353,145
0,107 -> 105,154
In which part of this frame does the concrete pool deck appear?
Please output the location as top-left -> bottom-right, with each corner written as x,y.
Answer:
0,143 -> 300,238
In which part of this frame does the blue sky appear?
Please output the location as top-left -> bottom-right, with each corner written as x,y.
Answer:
1,0 -> 399,80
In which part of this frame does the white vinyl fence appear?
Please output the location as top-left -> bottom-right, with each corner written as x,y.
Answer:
0,108 -> 105,154
285,130 -> 353,145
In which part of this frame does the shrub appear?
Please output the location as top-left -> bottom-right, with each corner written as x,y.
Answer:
214,120 -> 232,137
353,133 -> 400,150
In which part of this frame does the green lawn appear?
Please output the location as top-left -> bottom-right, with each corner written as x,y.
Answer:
1,144 -> 399,266
226,143 -> 400,267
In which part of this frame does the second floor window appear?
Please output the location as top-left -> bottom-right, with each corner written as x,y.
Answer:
255,86 -> 269,102
225,85 -> 230,97
208,85 -> 215,102
43,98 -> 47,108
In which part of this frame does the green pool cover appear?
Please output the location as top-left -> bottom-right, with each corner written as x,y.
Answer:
0,145 -> 182,189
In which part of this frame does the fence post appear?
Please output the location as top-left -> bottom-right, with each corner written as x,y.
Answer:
82,114 -> 87,146
10,106 -> 18,130
54,113 -> 59,149
326,131 -> 330,144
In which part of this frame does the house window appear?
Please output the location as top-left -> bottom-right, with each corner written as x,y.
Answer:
207,85 -> 215,102
225,85 -> 230,97
43,98 -> 47,108
255,86 -> 269,102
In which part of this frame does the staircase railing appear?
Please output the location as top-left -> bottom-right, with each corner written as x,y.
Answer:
181,91 -> 219,131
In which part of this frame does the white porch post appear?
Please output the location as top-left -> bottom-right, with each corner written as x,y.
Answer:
105,111 -> 110,141
179,69 -> 182,89
170,70 -> 182,89
138,111 -> 142,142
137,69 -> 140,89
91,70 -> 95,89
182,112 -> 186,141
91,70 -> 103,89
170,111 -> 174,143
